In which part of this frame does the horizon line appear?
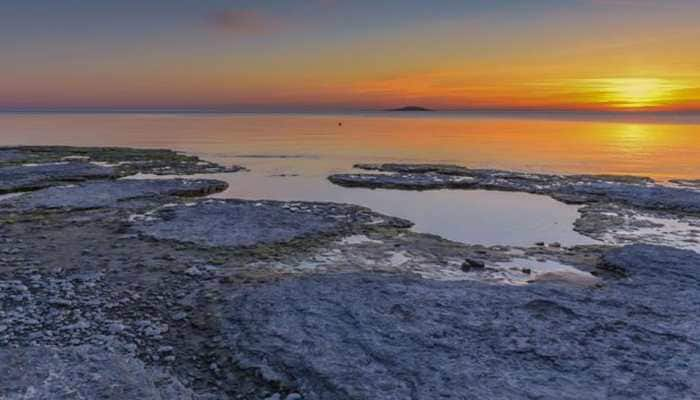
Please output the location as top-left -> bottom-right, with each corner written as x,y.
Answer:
2,106 -> 700,115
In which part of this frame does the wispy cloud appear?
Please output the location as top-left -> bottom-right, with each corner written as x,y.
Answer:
209,10 -> 281,35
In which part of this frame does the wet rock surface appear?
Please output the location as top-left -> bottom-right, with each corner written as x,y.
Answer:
2,179 -> 228,212
131,199 -> 412,248
0,162 -> 118,193
223,245 -> 700,400
330,163 -> 700,250
0,145 -> 245,175
330,163 -> 700,213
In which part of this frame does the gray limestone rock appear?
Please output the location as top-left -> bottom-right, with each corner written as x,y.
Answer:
2,178 -> 228,211
0,162 -> 117,194
0,345 -> 204,399
221,245 -> 700,400
132,199 -> 412,247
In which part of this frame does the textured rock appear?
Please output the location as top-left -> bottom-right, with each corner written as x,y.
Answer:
0,162 -> 117,193
0,149 -> 30,163
132,199 -> 412,247
2,179 -> 228,211
222,245 -> 700,400
0,345 -> 204,399
0,145 -> 245,175
329,163 -> 700,214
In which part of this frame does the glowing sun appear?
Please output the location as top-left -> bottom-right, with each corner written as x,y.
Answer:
579,78 -> 688,109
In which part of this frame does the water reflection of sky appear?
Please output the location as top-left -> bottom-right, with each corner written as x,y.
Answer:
1,112 -> 699,180
138,168 -> 597,247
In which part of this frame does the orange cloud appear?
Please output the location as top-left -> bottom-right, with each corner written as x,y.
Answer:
347,70 -> 700,111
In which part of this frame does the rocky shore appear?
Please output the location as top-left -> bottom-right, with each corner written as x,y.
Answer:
330,163 -> 700,250
1,148 -> 698,399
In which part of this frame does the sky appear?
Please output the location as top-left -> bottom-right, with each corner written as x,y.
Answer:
1,0 -> 699,112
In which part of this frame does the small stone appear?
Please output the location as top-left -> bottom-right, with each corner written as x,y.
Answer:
461,258 -> 485,272
286,394 -> 302,400
265,395 -> 281,400
184,266 -> 203,277
144,323 -> 168,337
62,321 -> 90,331
14,284 -> 29,292
157,345 -> 174,353
108,323 -> 126,334
172,311 -> 187,321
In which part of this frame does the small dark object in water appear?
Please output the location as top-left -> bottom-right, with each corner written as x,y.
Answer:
522,268 -> 532,274
461,258 -> 486,272
535,242 -> 545,246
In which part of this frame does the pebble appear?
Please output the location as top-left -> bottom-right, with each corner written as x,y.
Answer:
184,266 -> 203,277
145,325 -> 168,337
461,258 -> 485,272
172,311 -> 188,321
158,345 -> 174,353
108,323 -> 127,334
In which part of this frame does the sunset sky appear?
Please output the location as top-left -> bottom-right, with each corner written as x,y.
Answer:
2,0 -> 699,112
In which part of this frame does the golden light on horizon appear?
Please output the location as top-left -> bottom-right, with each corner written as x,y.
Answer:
578,78 -> 690,109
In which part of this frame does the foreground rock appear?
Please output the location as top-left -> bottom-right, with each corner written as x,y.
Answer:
2,179 -> 228,212
132,199 -> 412,248
222,244 -> 700,400
0,162 -> 117,193
0,145 -> 244,176
0,345 -> 208,400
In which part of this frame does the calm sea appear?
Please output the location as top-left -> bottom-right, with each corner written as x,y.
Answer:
1,111 -> 699,246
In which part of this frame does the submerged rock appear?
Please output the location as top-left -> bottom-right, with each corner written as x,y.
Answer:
2,179 -> 228,212
132,199 -> 412,247
221,244 -> 700,400
0,162 -> 117,193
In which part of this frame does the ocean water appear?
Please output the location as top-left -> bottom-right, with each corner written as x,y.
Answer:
1,111 -> 699,246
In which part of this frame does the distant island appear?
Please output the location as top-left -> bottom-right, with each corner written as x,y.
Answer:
385,106 -> 434,112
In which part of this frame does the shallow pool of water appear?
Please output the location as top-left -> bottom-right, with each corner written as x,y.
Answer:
135,168 -> 597,247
